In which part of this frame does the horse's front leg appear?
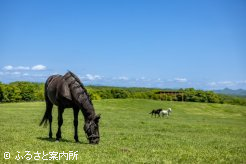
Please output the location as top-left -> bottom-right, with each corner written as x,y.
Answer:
56,106 -> 64,141
73,107 -> 79,142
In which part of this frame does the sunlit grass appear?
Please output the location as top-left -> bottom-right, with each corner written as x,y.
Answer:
0,99 -> 246,163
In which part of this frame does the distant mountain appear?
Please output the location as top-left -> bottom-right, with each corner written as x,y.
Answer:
214,88 -> 246,97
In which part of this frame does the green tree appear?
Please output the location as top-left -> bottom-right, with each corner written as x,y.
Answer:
2,85 -> 22,102
11,82 -> 35,101
111,89 -> 129,99
0,82 -> 4,102
206,91 -> 221,103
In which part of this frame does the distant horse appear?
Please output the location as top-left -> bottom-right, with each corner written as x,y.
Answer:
40,71 -> 101,144
149,108 -> 162,117
160,108 -> 172,117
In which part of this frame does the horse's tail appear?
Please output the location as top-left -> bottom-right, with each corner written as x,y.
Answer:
39,111 -> 49,127
39,76 -> 53,127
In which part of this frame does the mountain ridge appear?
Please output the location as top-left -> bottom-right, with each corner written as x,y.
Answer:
214,88 -> 246,97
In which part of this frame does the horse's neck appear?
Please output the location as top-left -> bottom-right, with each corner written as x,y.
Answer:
78,99 -> 95,121
64,71 -> 95,120
81,107 -> 95,121
71,87 -> 95,121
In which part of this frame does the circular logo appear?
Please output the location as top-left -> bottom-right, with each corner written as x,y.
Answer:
4,152 -> 10,159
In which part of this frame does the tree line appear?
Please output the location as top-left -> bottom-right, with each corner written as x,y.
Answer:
0,81 -> 44,102
0,81 -> 246,106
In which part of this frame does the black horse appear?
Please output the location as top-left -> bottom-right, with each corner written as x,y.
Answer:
149,108 -> 162,117
40,71 -> 101,144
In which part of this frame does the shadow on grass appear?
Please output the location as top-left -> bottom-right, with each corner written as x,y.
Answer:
37,137 -> 88,144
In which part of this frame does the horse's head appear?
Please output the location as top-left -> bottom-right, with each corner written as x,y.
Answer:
168,108 -> 172,113
84,114 -> 101,144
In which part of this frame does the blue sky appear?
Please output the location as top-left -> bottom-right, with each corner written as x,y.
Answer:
0,0 -> 245,89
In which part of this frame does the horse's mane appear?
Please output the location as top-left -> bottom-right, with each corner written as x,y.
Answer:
64,71 -> 93,105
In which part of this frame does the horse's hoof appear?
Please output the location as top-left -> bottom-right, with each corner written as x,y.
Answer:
55,140 -> 59,143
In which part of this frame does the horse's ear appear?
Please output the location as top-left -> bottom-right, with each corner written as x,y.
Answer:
94,114 -> 101,123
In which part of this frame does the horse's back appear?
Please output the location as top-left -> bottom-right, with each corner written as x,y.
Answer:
45,75 -> 62,105
45,75 -> 73,106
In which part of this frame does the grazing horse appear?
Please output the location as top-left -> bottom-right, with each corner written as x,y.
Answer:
40,71 -> 101,144
149,108 -> 162,117
160,108 -> 172,117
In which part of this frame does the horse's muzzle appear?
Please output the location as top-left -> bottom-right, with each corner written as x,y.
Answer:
89,138 -> 99,144
88,135 -> 100,144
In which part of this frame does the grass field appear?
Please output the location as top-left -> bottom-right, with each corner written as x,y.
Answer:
0,99 -> 246,163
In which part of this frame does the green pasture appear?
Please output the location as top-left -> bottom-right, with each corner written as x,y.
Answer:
0,99 -> 246,163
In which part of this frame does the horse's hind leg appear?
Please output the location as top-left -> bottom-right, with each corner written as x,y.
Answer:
56,106 -> 64,141
47,101 -> 53,139
44,95 -> 53,139
73,108 -> 79,142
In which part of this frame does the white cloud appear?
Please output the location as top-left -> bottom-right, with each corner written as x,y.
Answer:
81,74 -> 103,81
208,82 -> 217,86
15,66 -> 30,70
207,80 -> 246,89
3,65 -> 14,71
114,76 -> 129,81
12,72 -> 21,75
208,81 -> 235,87
136,77 -> 151,82
2,65 -> 33,71
31,65 -> 47,71
33,74 -> 46,77
237,80 -> 246,84
174,78 -> 188,83
2,65 -> 30,71
0,71 -> 26,76
140,77 -> 146,80
219,81 -> 235,86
